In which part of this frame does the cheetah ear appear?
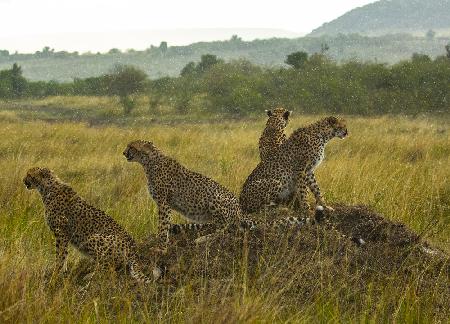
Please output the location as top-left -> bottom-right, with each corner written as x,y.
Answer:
326,116 -> 338,125
40,168 -> 53,178
283,110 -> 291,120
265,110 -> 272,117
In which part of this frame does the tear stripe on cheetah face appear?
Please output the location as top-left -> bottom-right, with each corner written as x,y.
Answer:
23,167 -> 153,283
240,116 -> 348,214
124,140 -> 243,249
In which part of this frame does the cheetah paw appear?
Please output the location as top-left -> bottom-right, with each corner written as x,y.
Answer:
152,267 -> 162,280
194,234 -> 215,244
316,205 -> 334,212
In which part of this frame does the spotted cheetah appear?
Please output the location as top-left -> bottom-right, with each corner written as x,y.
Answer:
23,167 -> 153,283
240,116 -> 348,214
123,140 -> 243,248
259,107 -> 291,161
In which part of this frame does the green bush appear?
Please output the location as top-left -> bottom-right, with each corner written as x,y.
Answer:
1,52 -> 449,116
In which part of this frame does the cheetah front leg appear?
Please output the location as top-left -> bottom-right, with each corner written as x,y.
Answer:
305,170 -> 334,211
51,234 -> 69,281
55,235 -> 69,272
155,199 -> 173,252
292,171 -> 311,214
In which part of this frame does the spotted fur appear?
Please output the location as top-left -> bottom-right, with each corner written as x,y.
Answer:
23,167 -> 152,283
123,140 -> 242,248
240,116 -> 348,214
259,107 -> 291,161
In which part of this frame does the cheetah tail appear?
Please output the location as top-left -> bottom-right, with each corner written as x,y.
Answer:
269,216 -> 310,229
238,216 -> 309,231
169,223 -> 217,236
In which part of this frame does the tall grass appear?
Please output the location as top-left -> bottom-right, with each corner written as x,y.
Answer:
0,108 -> 448,322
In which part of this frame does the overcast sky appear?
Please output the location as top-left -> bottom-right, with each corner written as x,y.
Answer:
0,0 -> 376,52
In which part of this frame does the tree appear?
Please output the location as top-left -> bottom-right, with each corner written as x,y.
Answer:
321,43 -> 330,54
230,34 -> 242,42
11,63 -> 26,97
202,60 -> 264,115
0,63 -> 27,98
426,29 -> 436,40
196,54 -> 223,73
180,62 -> 196,76
446,44 -> 450,59
411,53 -> 431,63
159,41 -> 168,55
108,48 -> 121,54
105,65 -> 148,114
42,46 -> 54,56
285,51 -> 309,69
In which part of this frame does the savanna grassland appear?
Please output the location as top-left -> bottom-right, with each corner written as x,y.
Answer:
0,98 -> 449,322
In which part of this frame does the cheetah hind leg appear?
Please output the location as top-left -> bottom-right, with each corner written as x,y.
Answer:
291,172 -> 311,216
128,258 -> 155,283
81,234 -> 150,282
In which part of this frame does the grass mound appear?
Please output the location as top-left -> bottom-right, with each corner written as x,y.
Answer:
139,205 -> 449,321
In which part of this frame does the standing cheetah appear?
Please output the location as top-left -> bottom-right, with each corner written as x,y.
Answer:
259,107 -> 291,161
240,116 -> 348,214
123,140 -> 243,248
23,167 -> 154,283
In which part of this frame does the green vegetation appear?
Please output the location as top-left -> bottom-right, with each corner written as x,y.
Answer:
0,64 -> 148,114
0,109 -> 448,322
1,33 -> 450,81
285,51 -> 309,69
1,51 -> 449,116
103,65 -> 148,114
0,63 -> 27,98
310,0 -> 450,37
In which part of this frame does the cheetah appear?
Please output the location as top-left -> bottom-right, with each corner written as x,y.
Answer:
259,107 -> 291,161
23,167 -> 154,283
123,140 -> 243,248
240,116 -> 348,214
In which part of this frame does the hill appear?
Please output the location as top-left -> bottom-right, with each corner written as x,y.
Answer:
0,34 -> 449,82
310,0 -> 450,37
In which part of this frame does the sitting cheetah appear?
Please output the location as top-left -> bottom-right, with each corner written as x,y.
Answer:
259,107 -> 291,161
23,167 -> 153,283
240,116 -> 348,214
123,140 -> 242,248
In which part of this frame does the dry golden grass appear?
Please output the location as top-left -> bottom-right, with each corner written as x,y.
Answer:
0,99 -> 449,322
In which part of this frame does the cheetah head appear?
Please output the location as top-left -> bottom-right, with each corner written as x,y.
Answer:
23,167 -> 54,190
265,107 -> 292,128
124,140 -> 161,163
326,116 -> 348,139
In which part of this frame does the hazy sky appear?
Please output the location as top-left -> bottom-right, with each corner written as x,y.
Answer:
0,0 -> 376,52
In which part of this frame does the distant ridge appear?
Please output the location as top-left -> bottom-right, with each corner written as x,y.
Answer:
0,28 -> 304,54
309,0 -> 450,37
1,33 -> 449,82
